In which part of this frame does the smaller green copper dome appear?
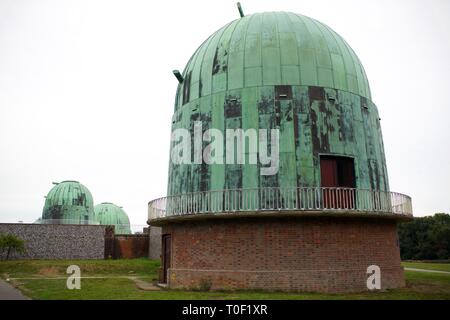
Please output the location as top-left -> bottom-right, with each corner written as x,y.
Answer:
94,203 -> 132,234
42,180 -> 95,224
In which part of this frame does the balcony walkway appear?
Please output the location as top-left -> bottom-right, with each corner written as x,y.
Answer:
148,187 -> 412,225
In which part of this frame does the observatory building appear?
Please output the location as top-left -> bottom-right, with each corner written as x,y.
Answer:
148,9 -> 413,292
41,180 -> 96,224
94,202 -> 132,235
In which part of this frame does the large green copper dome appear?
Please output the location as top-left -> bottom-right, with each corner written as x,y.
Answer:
42,180 -> 95,224
94,203 -> 132,235
175,11 -> 371,110
168,11 -> 388,199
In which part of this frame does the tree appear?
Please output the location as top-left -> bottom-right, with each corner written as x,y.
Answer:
0,234 -> 26,260
398,213 -> 450,260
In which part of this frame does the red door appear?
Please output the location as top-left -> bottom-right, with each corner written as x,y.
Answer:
320,158 -> 338,187
320,156 -> 355,209
321,158 -> 338,208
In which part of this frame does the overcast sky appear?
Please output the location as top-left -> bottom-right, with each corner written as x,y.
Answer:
0,0 -> 449,227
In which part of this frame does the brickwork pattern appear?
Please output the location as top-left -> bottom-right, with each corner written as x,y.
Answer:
162,217 -> 404,293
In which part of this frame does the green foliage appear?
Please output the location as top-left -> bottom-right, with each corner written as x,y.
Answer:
399,213 -> 450,260
0,258 -> 158,277
197,279 -> 213,291
0,233 -> 26,260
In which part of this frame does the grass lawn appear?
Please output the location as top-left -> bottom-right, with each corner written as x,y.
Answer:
0,259 -> 449,300
402,261 -> 450,272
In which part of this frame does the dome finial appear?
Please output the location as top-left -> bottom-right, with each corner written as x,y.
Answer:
236,2 -> 244,18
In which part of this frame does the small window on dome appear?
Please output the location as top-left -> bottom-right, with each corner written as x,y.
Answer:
182,71 -> 192,105
275,85 -> 292,100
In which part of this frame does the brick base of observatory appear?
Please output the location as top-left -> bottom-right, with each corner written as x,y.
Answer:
160,216 -> 405,293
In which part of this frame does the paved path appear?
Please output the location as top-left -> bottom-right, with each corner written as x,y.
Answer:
129,277 -> 161,291
404,267 -> 450,274
0,279 -> 29,300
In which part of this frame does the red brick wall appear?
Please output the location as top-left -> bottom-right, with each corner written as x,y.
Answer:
161,217 -> 404,293
113,234 -> 149,259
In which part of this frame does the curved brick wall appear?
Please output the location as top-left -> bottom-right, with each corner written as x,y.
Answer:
162,216 -> 405,293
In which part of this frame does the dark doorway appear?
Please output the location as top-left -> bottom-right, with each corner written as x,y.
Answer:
320,156 -> 355,209
161,234 -> 171,284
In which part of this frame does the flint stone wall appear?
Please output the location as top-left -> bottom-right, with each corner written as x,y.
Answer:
0,223 -> 108,260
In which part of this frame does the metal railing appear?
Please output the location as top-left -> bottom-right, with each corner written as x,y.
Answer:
148,187 -> 413,221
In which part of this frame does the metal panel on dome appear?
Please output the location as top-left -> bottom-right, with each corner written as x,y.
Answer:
179,12 -> 372,104
94,203 -> 132,235
41,181 -> 95,224
167,12 -> 387,203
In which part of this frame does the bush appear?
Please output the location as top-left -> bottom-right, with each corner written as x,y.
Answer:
198,279 -> 213,291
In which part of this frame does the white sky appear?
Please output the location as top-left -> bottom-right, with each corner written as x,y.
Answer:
0,0 -> 449,227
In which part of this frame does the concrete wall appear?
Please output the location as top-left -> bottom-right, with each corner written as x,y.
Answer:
149,226 -> 161,260
0,223 -> 109,260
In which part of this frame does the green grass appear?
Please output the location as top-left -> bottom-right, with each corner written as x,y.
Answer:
402,261 -> 450,272
0,258 -> 159,278
1,259 -> 449,300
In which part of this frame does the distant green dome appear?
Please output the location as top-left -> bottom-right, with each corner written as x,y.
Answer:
94,203 -> 131,234
175,11 -> 371,111
42,181 -> 95,224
